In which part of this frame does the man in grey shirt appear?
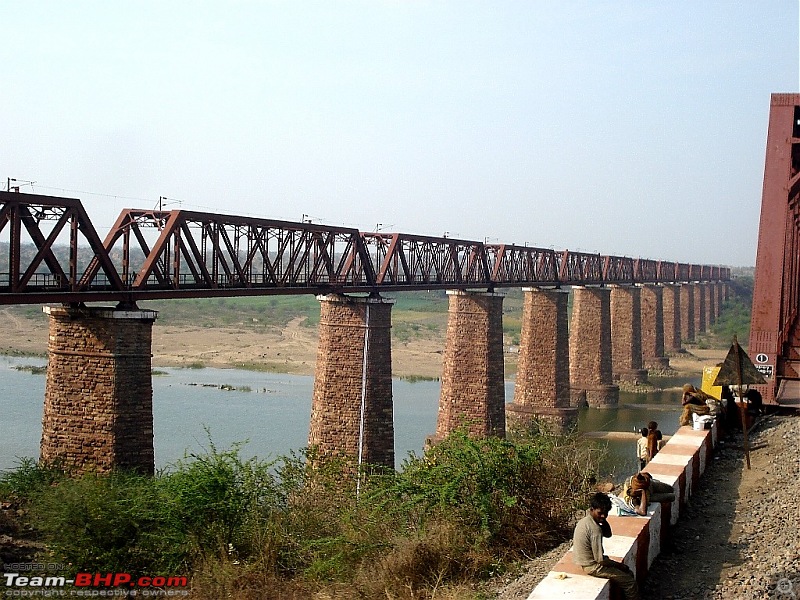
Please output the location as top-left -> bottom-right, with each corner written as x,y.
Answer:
573,492 -> 640,600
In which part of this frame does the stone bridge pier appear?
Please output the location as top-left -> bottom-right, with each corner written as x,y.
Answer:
569,286 -> 619,407
641,284 -> 670,369
680,283 -> 696,343
430,291 -> 505,443
40,305 -> 157,474
610,285 -> 648,384
662,283 -> 682,354
308,294 -> 394,469
506,287 -> 577,432
694,281 -> 707,335
704,282 -> 716,328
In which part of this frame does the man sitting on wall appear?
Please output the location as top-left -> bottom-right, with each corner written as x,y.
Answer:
572,492 -> 640,600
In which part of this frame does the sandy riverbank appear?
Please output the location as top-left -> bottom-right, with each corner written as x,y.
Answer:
1,308 -> 726,381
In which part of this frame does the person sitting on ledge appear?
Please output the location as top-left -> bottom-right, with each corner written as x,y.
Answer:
680,384 -> 712,426
572,492 -> 640,600
622,471 -> 676,515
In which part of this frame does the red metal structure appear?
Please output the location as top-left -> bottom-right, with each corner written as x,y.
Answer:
749,93 -> 800,406
0,190 -> 729,305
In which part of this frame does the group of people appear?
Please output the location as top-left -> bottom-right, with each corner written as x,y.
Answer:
682,382 -> 764,431
573,420 -> 675,600
635,420 -> 662,470
573,380 -> 767,599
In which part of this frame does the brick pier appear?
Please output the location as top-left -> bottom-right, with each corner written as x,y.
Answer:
506,287 -> 577,432
694,281 -> 707,335
640,284 -> 670,369
680,283 -> 696,343
308,294 -> 394,469
432,291 -> 505,442
662,283 -> 682,353
569,286 -> 619,407
40,305 -> 157,474
610,285 -> 648,384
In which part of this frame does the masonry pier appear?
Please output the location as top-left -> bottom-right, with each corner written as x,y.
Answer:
680,283 -> 696,343
506,287 -> 577,431
308,294 -> 394,469
694,281 -> 707,335
431,291 -> 505,443
40,305 -> 157,474
640,284 -> 670,370
569,286 -> 619,407
661,283 -> 682,353
610,285 -> 648,384
704,282 -> 716,327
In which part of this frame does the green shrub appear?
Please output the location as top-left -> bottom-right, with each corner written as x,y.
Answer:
3,430 -> 602,598
30,471 -> 187,573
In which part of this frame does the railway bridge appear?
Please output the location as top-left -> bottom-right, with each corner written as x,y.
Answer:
0,189 -> 730,473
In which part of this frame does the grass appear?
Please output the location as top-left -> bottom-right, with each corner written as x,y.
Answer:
0,427 -> 603,599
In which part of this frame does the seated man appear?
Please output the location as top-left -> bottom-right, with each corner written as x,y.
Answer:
572,492 -> 640,600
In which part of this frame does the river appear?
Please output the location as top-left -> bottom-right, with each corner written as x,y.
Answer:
0,355 -> 699,480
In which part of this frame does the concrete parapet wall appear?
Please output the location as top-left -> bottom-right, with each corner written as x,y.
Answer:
526,422 -> 718,599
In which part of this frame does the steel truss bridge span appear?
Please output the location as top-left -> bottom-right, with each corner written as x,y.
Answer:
0,191 -> 729,305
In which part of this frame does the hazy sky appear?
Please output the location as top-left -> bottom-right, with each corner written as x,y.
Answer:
2,2 -> 797,267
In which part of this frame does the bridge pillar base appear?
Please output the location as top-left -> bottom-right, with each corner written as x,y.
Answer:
309,294 -> 394,470
645,356 -> 672,370
614,368 -> 650,385
41,305 -> 157,474
573,384 -> 620,408
433,291 -> 505,442
505,403 -> 578,434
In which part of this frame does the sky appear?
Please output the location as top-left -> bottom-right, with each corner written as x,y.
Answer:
1,2 -> 797,267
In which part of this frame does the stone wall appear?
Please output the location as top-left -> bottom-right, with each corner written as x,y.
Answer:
40,306 -> 157,474
528,422 -> 719,599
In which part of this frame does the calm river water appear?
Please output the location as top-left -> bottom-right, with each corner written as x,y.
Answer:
0,355 -> 700,480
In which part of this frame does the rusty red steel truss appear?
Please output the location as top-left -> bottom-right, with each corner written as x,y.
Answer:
0,191 -> 729,305
749,93 -> 800,405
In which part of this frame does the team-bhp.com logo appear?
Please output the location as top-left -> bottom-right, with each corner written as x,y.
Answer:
3,572 -> 188,596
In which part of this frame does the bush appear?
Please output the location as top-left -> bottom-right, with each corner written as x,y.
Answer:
2,429 -> 602,599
